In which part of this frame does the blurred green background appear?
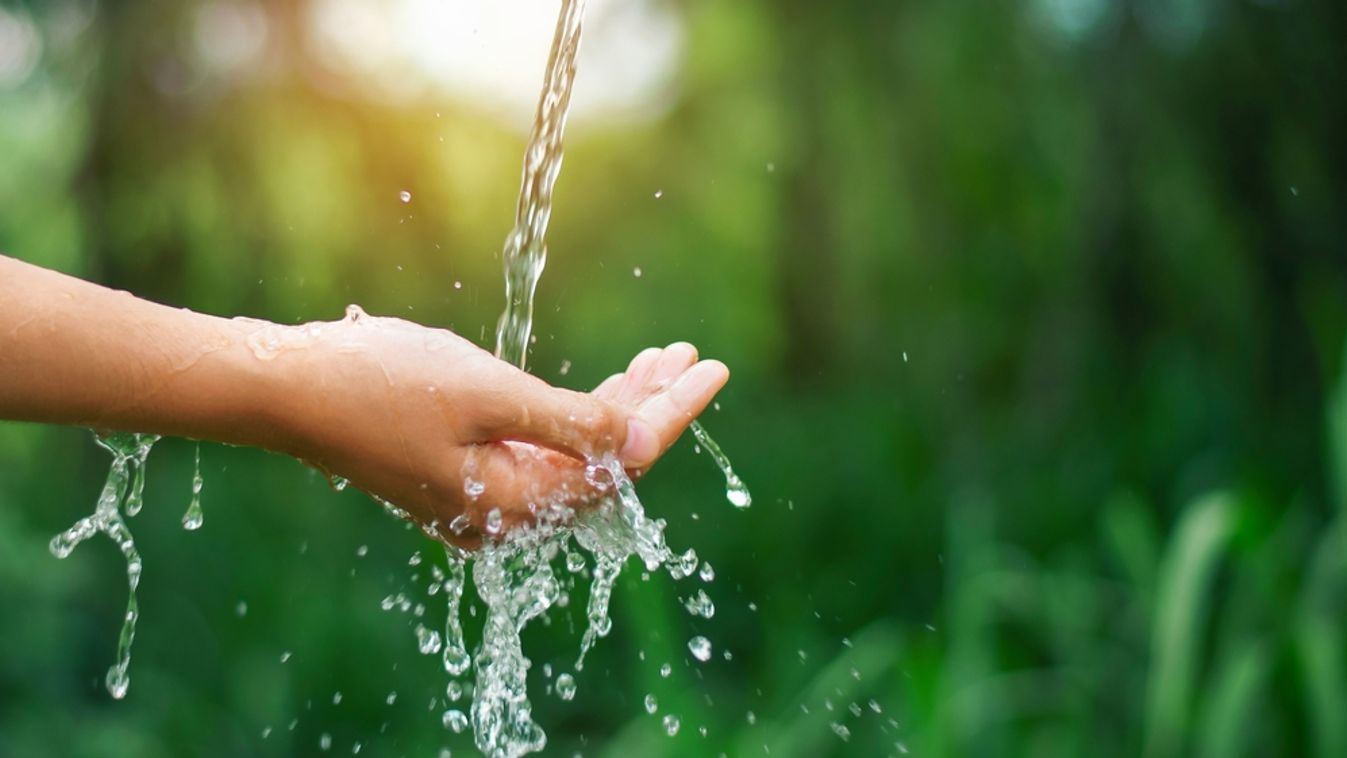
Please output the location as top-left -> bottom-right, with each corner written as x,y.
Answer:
2,0 -> 1346,755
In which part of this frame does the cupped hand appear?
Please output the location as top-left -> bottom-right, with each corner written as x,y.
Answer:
270,310 -> 727,543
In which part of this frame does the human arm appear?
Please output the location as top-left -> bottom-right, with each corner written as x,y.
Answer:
0,254 -> 729,535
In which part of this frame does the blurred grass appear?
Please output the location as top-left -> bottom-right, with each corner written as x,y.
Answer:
2,0 -> 1347,755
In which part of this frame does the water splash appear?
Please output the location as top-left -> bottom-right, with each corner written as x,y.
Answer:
49,432 -> 159,699
441,546 -> 472,677
688,635 -> 713,662
690,420 -> 751,508
182,443 -> 204,530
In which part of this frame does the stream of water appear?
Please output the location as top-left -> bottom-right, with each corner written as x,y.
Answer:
48,1 -> 747,753
48,432 -> 158,699
456,1 -> 746,753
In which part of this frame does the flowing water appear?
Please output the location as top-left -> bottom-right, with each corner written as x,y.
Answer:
454,0 -> 748,754
47,0 -> 747,751
48,432 -> 158,699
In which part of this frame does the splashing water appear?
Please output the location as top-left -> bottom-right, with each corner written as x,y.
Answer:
49,432 -> 158,698
446,8 -> 749,749
46,0 -> 748,744
182,443 -> 204,530
690,420 -> 751,508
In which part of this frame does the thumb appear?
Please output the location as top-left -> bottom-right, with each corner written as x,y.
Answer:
482,382 -> 660,467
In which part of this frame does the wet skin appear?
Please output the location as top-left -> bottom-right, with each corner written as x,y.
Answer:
0,255 -> 729,544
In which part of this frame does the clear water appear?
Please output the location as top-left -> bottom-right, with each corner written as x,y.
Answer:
690,420 -> 752,508
182,443 -> 204,530
49,432 -> 158,698
452,0 -> 749,752
493,0 -> 586,371
48,0 -> 748,747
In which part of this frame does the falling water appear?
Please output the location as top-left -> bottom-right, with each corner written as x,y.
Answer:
690,420 -> 751,508
451,0 -> 748,754
182,443 -> 204,530
46,0 -> 746,745
493,0 -> 584,370
48,432 -> 158,698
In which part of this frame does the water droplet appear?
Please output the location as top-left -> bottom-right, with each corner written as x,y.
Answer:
684,589 -> 715,619
726,476 -> 751,508
689,421 -> 751,508
409,551 -> 423,566
106,666 -> 129,699
830,723 -> 851,742
333,691 -> 343,705
660,663 -> 673,678
555,673 -> 576,701
869,699 -> 883,713
663,714 -> 681,736
668,548 -> 699,580
416,624 -> 443,655
329,474 -> 349,491
235,601 -> 248,617
464,478 -> 485,499
644,694 -> 658,714
182,444 -> 204,530
386,691 -> 398,705
485,508 -> 503,535
566,551 -> 586,573
399,190 -> 412,203
902,351 -> 909,363
442,709 -> 469,733
280,651 -> 292,663
746,710 -> 756,725
633,267 -> 643,278
654,189 -> 663,198
688,636 -> 712,662
559,359 -> 572,375
698,562 -> 715,582
356,545 -> 368,557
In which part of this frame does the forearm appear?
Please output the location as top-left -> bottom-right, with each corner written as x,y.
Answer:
0,255 -> 295,452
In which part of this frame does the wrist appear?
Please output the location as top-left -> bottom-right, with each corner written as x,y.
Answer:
221,319 -> 322,458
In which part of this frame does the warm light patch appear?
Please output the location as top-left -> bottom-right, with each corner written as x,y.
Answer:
306,0 -> 683,127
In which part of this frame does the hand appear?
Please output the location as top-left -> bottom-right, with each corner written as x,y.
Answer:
267,310 -> 728,541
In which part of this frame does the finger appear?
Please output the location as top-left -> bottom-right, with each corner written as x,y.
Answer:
592,372 -> 624,399
631,359 -> 729,466
618,347 -> 664,404
647,342 -> 699,391
480,379 -> 659,467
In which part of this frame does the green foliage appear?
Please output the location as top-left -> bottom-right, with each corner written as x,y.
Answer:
2,0 -> 1346,755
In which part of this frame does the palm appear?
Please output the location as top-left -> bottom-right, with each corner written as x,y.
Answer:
460,343 -> 725,534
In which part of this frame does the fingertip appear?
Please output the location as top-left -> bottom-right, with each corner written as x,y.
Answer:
665,341 -> 699,361
592,372 -> 624,397
688,359 -> 730,396
701,358 -> 730,385
627,346 -> 663,374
